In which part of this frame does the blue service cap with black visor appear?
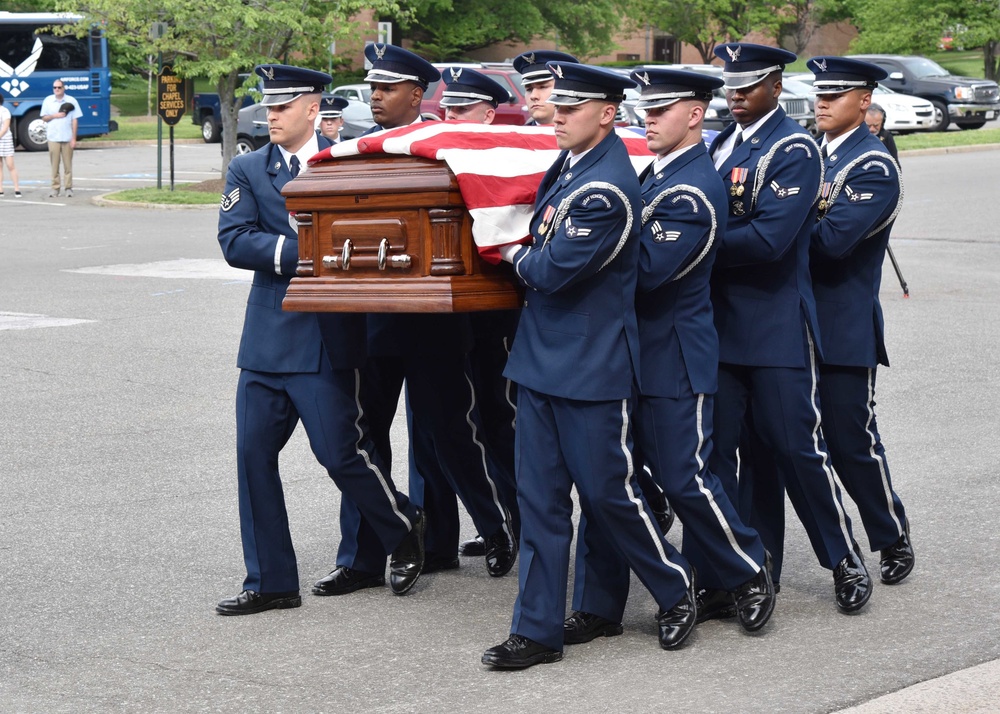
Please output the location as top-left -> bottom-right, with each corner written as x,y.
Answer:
713,43 -> 798,91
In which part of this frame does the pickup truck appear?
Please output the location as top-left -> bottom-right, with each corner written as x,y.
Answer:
849,54 -> 1000,131
190,74 -> 257,143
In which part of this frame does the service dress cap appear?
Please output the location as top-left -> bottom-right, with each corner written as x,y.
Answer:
807,56 -> 888,94
318,95 -> 350,118
255,64 -> 332,107
364,44 -> 440,89
439,67 -> 511,108
630,67 -> 723,110
513,50 -> 579,87
713,43 -> 797,90
546,62 -> 637,106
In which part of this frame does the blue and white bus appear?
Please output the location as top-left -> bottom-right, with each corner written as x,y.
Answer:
0,11 -> 116,150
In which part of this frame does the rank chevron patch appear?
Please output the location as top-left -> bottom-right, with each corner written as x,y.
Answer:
770,180 -> 800,199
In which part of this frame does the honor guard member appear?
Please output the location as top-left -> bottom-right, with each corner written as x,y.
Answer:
215,64 -> 425,614
317,95 -> 348,142
704,43 -> 872,615
563,68 -> 777,647
512,50 -> 579,126
419,67 -> 522,563
483,63 -> 697,670
805,56 -> 913,584
315,44 -> 517,597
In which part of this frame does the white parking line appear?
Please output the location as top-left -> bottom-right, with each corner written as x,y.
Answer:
66,258 -> 250,281
0,311 -> 95,331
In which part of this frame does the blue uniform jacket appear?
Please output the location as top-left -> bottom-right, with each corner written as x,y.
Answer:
504,130 -> 641,401
709,109 -> 824,368
218,138 -> 366,371
811,124 -> 903,368
636,143 -> 727,398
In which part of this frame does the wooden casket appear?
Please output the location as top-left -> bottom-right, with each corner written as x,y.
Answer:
281,154 -> 522,313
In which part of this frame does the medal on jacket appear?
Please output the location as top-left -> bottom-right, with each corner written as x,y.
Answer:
539,204 -> 556,235
817,181 -> 833,218
731,199 -> 745,216
729,167 -> 748,197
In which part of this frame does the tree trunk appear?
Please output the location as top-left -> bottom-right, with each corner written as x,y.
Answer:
218,72 -> 241,177
985,40 -> 999,83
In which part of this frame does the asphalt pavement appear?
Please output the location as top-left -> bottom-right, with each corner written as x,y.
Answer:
1,142 -> 999,713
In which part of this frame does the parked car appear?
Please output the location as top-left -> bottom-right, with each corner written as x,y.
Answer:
191,73 -> 258,143
848,54 -> 1000,131
234,96 -> 375,155
787,72 -> 935,133
332,84 -> 371,103
421,63 -> 529,124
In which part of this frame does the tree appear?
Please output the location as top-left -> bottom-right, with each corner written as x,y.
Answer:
846,0 -> 1000,80
59,0 -> 411,174
402,0 -> 634,61
633,0 -> 787,64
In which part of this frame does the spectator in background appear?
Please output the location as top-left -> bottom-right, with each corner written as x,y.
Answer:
41,80 -> 82,198
866,104 -> 899,161
0,94 -> 22,197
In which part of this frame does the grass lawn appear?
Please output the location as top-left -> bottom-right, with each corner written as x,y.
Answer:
896,126 -> 1000,149
102,182 -> 221,205
83,115 -> 203,143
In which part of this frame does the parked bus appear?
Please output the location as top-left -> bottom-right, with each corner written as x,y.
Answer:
0,11 -> 116,150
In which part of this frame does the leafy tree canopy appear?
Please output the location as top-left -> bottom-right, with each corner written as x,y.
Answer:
846,0 -> 1000,80
55,0 -> 410,172
632,0 -> 788,64
402,0 -> 632,60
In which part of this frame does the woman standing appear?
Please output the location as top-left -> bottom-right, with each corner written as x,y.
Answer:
0,95 -> 22,198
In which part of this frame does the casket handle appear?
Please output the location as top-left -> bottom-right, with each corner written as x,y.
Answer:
377,238 -> 388,271
321,240 -> 411,271
341,239 -> 353,270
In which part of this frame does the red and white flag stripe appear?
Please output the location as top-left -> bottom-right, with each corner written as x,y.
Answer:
309,121 -> 654,263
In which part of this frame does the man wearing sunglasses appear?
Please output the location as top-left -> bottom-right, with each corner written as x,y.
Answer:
41,81 -> 82,198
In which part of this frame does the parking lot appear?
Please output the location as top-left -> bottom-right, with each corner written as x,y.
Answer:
2,142 -> 1000,712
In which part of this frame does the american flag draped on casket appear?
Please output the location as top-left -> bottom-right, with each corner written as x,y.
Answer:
309,122 -> 655,264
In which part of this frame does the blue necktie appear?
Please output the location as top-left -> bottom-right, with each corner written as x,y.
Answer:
289,155 -> 300,178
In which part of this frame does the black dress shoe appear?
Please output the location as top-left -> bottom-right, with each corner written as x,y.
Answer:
482,634 -> 562,669
694,587 -> 736,623
215,589 -> 301,615
647,491 -> 675,535
483,512 -> 517,577
880,525 -> 914,585
657,577 -> 697,650
834,542 -> 873,613
563,611 -> 624,645
311,567 -> 384,596
734,563 -> 776,632
459,535 -> 485,557
389,507 -> 425,595
423,554 -> 460,574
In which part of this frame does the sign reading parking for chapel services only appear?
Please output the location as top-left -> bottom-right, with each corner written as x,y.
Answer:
157,64 -> 186,125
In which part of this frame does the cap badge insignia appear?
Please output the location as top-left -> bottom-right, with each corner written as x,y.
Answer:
525,53 -> 536,64
638,72 -> 651,86
260,66 -> 274,80
374,44 -> 386,60
815,59 -> 827,73
552,64 -> 564,79
727,46 -> 742,62
450,67 -> 463,81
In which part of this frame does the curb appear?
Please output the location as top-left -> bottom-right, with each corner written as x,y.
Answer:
900,142 -> 1000,157
91,194 -> 218,210
80,138 -> 204,148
